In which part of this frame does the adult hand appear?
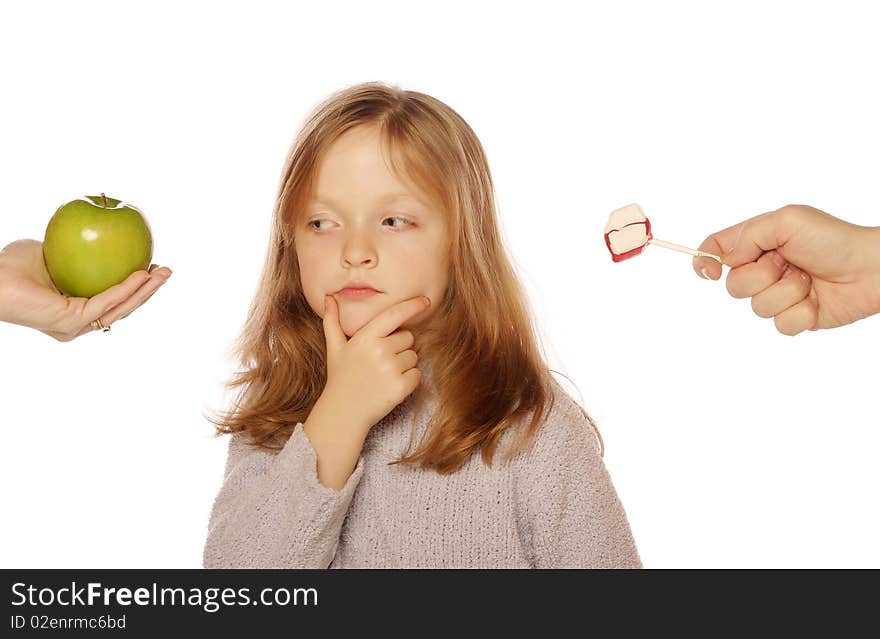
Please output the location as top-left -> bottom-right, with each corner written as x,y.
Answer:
0,239 -> 172,342
694,205 -> 880,335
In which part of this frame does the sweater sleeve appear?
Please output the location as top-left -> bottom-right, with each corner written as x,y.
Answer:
202,423 -> 366,569
513,393 -> 642,569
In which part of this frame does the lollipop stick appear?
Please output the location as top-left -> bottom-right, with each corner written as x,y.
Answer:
648,238 -> 722,264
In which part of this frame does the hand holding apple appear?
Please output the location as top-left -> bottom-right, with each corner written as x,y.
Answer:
43,193 -> 154,298
0,239 -> 172,342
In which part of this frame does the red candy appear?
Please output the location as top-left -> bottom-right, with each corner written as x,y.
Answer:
604,204 -> 653,262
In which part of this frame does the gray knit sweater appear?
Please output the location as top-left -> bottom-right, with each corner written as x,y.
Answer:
202,377 -> 641,569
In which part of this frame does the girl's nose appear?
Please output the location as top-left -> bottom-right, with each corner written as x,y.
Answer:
342,244 -> 377,266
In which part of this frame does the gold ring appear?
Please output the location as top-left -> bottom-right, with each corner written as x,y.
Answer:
91,318 -> 111,332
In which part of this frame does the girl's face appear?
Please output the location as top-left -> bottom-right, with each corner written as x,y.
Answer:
295,124 -> 449,338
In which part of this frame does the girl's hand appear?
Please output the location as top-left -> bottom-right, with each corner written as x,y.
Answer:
320,293 -> 432,431
694,205 -> 880,335
0,239 -> 172,342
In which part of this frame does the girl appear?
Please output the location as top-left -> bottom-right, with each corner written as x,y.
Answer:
202,81 -> 641,568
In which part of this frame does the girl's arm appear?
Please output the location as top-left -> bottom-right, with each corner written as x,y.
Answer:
513,392 -> 642,569
202,423 -> 366,569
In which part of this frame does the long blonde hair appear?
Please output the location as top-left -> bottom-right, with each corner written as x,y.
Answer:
204,81 -> 603,474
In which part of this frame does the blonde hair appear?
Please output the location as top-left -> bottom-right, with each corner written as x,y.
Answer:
204,81 -> 603,474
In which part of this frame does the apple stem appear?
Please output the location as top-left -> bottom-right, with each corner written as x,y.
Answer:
101,192 -> 108,208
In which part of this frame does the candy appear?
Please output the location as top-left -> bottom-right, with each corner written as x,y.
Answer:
604,203 -> 722,264
604,203 -> 652,262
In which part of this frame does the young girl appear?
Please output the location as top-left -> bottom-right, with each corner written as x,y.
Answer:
202,81 -> 641,568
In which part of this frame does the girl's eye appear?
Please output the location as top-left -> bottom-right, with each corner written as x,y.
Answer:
308,216 -> 413,232
383,216 -> 413,229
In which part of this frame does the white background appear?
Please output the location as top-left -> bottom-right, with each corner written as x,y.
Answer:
1,0 -> 877,568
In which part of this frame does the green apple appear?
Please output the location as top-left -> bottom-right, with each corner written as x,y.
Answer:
43,193 -> 153,298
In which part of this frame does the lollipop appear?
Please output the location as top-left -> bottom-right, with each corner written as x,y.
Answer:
604,203 -> 723,264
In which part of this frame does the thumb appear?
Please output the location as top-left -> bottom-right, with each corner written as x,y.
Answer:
693,207 -> 797,279
322,294 -> 347,355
